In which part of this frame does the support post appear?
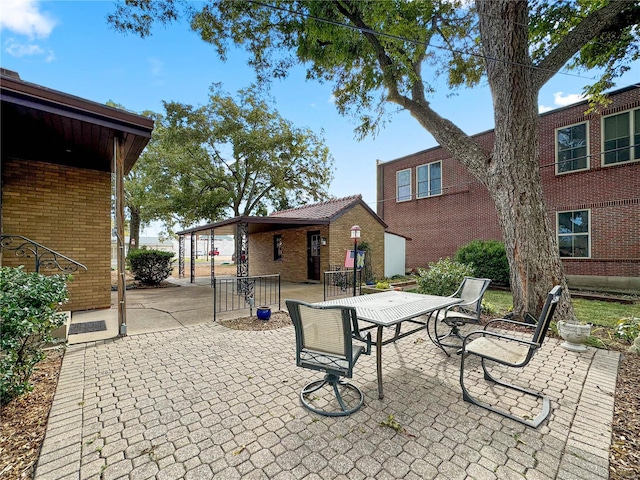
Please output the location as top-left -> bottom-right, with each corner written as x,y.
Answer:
115,136 -> 127,336
178,235 -> 185,278
210,228 -> 215,287
190,232 -> 196,283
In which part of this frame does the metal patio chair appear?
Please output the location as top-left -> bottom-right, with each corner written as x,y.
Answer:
432,277 -> 491,353
459,285 -> 562,428
286,300 -> 371,417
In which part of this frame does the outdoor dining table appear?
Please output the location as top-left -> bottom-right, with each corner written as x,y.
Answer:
314,291 -> 462,399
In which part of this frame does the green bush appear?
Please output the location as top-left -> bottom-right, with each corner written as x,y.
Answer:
375,281 -> 390,290
615,316 -> 640,344
127,248 -> 174,285
416,258 -> 475,296
481,300 -> 497,316
1,266 -> 68,405
455,240 -> 510,286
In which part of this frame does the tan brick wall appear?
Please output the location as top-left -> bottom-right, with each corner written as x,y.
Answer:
250,225 -> 329,282
1,159 -> 111,311
248,205 -> 385,283
329,204 -> 385,281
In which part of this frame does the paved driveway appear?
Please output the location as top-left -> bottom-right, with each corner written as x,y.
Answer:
36,311 -> 617,479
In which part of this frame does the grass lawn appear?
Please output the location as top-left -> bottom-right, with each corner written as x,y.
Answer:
484,289 -> 640,328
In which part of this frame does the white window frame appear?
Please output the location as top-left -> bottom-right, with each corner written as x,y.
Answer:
601,108 -> 640,167
557,209 -> 591,259
555,121 -> 590,175
416,161 -> 443,198
396,168 -> 412,202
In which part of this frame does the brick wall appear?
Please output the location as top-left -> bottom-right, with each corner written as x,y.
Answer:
1,159 -> 112,311
378,87 -> 640,279
250,225 -> 329,283
328,204 -> 385,280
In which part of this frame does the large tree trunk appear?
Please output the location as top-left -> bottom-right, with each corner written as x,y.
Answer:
128,206 -> 141,251
477,0 -> 575,320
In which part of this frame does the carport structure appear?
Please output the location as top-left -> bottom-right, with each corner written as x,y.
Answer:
175,195 -> 387,286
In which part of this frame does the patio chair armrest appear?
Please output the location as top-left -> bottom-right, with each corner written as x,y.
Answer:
484,318 -> 537,331
352,331 -> 372,355
450,298 -> 479,311
462,329 -> 540,350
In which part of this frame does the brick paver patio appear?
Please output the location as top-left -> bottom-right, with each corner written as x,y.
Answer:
35,313 -> 618,480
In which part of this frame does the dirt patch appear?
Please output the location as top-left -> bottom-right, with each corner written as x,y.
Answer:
219,311 -> 292,331
610,352 -> 640,480
0,349 -> 63,480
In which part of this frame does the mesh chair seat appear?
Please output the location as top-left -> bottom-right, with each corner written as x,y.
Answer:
465,337 -> 530,365
443,309 -> 478,324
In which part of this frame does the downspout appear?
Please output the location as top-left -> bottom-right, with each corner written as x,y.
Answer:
376,159 -> 384,220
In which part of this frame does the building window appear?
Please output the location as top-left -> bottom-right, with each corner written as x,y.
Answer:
416,161 -> 442,198
273,235 -> 282,261
557,210 -> 590,258
603,109 -> 640,166
396,168 -> 411,202
556,122 -> 588,174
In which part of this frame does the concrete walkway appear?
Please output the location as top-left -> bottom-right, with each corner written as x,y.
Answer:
36,282 -> 619,479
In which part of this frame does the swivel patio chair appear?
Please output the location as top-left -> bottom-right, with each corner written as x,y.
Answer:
459,285 -> 562,428
286,300 -> 371,416
432,277 -> 491,354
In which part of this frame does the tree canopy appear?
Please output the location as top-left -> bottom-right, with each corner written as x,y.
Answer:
109,0 -> 640,319
143,84 -> 334,231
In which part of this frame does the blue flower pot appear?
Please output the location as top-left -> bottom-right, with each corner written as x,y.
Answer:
257,307 -> 271,321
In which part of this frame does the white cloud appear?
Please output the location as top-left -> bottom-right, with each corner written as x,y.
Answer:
148,57 -> 164,77
328,94 -> 336,104
0,0 -> 57,39
552,91 -> 587,107
538,91 -> 588,113
5,38 -> 44,57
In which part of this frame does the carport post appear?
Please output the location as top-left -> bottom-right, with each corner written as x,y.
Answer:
190,233 -> 196,283
114,136 -> 127,336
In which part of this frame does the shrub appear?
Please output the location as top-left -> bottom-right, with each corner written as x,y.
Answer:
416,258 -> 475,296
615,316 -> 640,344
127,248 -> 174,285
455,240 -> 510,286
1,266 -> 68,405
375,281 -> 390,290
481,300 -> 497,316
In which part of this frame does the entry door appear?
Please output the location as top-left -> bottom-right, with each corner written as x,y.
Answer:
307,231 -> 321,281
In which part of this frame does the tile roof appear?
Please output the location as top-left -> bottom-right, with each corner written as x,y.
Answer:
270,195 -> 362,220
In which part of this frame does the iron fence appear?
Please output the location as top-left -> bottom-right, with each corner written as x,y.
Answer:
213,274 -> 280,321
323,268 -> 361,300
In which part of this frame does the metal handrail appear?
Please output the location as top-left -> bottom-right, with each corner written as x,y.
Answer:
323,268 -> 361,300
0,234 -> 87,274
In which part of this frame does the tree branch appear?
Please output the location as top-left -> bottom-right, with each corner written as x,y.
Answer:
533,1 -> 630,90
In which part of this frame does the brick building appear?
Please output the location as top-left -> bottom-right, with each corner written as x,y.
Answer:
177,195 -> 387,284
376,85 -> 640,291
1,70 -> 153,311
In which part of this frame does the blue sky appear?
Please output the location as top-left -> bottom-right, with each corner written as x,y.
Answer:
2,0 -> 639,233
